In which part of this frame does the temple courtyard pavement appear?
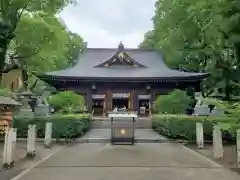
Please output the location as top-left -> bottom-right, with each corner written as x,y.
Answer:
4,129 -> 240,180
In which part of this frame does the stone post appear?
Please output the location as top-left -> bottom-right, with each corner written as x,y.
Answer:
26,125 -> 36,157
237,129 -> 240,168
44,122 -> 52,148
196,123 -> 204,148
2,128 -> 17,169
213,125 -> 223,159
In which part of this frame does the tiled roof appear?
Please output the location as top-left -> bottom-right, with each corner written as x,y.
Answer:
37,45 -> 207,80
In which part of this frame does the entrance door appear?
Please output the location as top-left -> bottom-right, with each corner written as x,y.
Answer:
112,92 -> 129,111
92,100 -> 104,116
92,94 -> 105,116
112,98 -> 129,109
138,94 -> 151,116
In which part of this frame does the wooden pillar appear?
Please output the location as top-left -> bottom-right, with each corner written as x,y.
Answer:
150,90 -> 155,115
133,90 -> 138,112
103,94 -> 107,116
128,91 -> 134,111
106,90 -> 112,112
149,99 -> 152,116
87,90 -> 92,113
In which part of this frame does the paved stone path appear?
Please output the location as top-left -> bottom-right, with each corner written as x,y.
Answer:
8,129 -> 240,180
81,129 -> 166,140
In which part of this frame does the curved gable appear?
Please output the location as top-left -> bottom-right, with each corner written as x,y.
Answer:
95,42 -> 146,68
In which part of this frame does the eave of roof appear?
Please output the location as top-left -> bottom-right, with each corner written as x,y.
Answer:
37,73 -> 209,82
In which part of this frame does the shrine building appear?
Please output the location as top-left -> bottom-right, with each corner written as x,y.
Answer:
37,42 -> 207,116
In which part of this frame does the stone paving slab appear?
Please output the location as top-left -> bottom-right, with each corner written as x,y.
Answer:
14,143 -> 240,180
81,129 -> 111,139
38,143 -> 220,167
81,129 -> 166,140
16,166 -> 240,180
0,142 -> 52,166
0,142 -> 60,180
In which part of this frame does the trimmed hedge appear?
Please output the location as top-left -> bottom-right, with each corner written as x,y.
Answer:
13,114 -> 91,140
152,114 -> 239,141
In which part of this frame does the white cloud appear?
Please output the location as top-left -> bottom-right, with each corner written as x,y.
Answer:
60,0 -> 156,48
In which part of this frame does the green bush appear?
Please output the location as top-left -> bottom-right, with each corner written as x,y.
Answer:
0,88 -> 12,97
152,114 -> 239,141
13,114 -> 91,140
154,89 -> 192,114
49,91 -> 86,113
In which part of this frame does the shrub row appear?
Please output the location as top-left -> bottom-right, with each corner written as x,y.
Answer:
152,114 -> 240,141
13,114 -> 92,140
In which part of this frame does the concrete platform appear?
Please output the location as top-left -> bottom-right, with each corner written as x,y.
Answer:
13,143 -> 240,180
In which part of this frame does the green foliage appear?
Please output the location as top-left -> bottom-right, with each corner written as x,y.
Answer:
154,90 -> 192,114
0,0 -> 76,71
66,32 -> 87,67
140,0 -> 240,100
6,14 -> 86,91
9,14 -> 86,74
49,91 -> 86,113
203,98 -> 240,118
152,114 -> 239,141
139,31 -> 156,49
0,87 -> 11,97
1,0 -> 75,16
13,113 -> 91,140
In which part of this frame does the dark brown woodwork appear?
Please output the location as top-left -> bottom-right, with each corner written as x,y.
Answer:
107,90 -> 112,112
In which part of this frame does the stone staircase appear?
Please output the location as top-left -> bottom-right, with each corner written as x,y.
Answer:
91,117 -> 152,129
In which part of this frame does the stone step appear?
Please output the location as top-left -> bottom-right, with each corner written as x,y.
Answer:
91,119 -> 152,129
75,138 -> 168,143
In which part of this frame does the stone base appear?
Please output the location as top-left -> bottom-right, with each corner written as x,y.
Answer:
17,108 -> 34,119
26,151 -> 36,158
2,160 -> 15,169
197,145 -> 204,149
44,144 -> 52,149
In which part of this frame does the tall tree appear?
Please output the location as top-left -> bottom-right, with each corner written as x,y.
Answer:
139,31 -> 156,49
66,32 -> 87,67
0,0 -> 75,73
3,14 -> 86,92
140,0 -> 240,100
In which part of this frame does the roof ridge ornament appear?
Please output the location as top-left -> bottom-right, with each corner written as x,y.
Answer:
118,41 -> 124,52
94,42 -> 147,68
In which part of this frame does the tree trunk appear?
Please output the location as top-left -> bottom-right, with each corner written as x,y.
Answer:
0,37 -> 8,71
0,37 -> 8,83
224,78 -> 231,100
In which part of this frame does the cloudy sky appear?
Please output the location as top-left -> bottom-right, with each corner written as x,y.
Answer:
60,0 -> 156,48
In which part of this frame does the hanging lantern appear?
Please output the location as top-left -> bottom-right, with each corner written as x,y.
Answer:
92,84 -> 96,90
146,85 -> 151,90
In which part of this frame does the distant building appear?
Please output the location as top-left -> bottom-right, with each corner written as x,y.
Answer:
37,42 -> 207,116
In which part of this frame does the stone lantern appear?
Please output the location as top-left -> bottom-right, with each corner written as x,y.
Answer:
0,96 -> 21,134
17,91 -> 36,118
